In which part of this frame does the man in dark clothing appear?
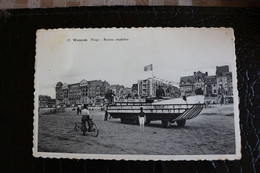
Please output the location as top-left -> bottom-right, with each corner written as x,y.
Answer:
110,91 -> 115,104
156,86 -> 165,99
220,95 -> 224,106
77,107 -> 80,115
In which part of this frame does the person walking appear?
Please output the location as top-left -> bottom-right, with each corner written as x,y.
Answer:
138,107 -> 146,133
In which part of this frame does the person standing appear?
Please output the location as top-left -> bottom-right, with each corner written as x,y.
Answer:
110,91 -> 116,104
220,95 -> 224,106
79,106 -> 82,114
104,104 -> 109,121
77,107 -> 80,115
138,107 -> 146,133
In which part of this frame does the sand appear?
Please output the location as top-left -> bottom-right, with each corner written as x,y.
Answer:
37,104 -> 236,155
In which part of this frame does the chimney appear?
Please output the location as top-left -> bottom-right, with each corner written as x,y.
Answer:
205,72 -> 208,76
194,72 -> 196,75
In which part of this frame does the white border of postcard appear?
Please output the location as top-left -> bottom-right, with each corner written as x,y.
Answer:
33,27 -> 241,160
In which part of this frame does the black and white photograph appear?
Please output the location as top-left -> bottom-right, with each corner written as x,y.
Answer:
33,28 -> 240,160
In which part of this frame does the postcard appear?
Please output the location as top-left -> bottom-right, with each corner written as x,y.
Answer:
33,28 -> 241,160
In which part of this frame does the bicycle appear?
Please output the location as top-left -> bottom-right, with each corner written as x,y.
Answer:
74,119 -> 99,137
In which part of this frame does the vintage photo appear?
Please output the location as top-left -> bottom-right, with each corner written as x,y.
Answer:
33,28 -> 241,160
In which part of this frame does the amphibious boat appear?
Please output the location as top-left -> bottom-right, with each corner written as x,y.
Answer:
107,95 -> 205,128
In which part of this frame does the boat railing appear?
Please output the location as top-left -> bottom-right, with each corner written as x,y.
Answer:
110,102 -> 204,106
108,103 -> 204,112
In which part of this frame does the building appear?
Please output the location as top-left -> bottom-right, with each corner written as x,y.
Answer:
55,82 -> 63,103
215,65 -> 233,96
55,79 -> 110,106
131,83 -> 138,98
216,65 -> 229,77
204,75 -> 217,96
164,84 -> 181,98
109,84 -> 125,96
178,65 -> 233,98
179,71 -> 208,96
48,99 -> 56,107
88,80 -> 110,104
118,87 -> 132,99
179,76 -> 194,96
179,66 -> 233,98
138,77 -> 179,98
216,71 -> 233,96
39,95 -> 56,108
226,72 -> 233,96
138,78 -> 151,97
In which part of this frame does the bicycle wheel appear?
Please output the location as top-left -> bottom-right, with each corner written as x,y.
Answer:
88,122 -> 99,137
74,122 -> 86,135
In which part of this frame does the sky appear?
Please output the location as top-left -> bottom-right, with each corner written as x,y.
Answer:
35,28 -> 236,98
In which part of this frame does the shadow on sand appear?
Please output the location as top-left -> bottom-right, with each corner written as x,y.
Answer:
106,119 -> 198,130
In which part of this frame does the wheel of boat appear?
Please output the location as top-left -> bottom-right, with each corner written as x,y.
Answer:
121,118 -> 126,124
176,119 -> 186,127
162,120 -> 171,128
132,118 -> 138,125
145,119 -> 151,125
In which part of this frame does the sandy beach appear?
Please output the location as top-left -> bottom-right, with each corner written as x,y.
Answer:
37,104 -> 236,155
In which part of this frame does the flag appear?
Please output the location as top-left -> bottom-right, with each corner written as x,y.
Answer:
144,64 -> 153,71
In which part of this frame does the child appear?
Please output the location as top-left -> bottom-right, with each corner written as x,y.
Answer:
138,107 -> 146,133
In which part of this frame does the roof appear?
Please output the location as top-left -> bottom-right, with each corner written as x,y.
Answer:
179,76 -> 195,86
88,80 -> 103,86
80,79 -> 88,86
69,82 -> 80,87
204,75 -> 217,83
216,65 -> 229,76
179,70 -> 209,86
224,72 -> 232,77
56,81 -> 63,87
62,83 -> 69,89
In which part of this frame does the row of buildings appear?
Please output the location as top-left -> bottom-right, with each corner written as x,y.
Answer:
179,65 -> 233,97
55,80 -> 110,106
39,65 -> 233,107
137,77 -> 180,98
51,77 -> 180,106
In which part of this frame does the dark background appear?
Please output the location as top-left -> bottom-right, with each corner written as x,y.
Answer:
0,6 -> 260,173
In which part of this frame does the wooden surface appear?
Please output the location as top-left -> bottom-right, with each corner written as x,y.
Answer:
0,0 -> 260,9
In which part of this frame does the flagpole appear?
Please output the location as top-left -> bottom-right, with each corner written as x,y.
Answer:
152,64 -> 154,78
151,64 -> 154,97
